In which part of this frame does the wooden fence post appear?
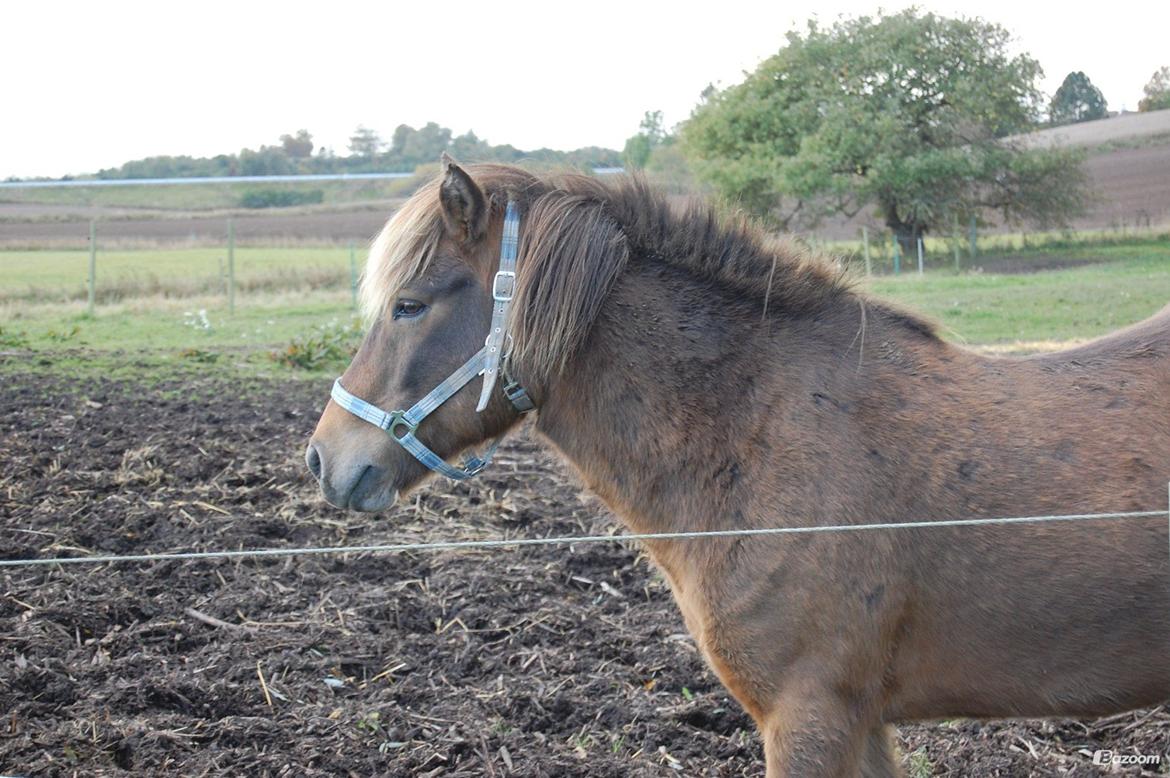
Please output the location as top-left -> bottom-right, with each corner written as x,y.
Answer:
227,218 -> 236,314
87,219 -> 97,315
862,226 -> 871,276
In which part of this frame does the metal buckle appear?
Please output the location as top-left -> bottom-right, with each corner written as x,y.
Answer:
462,457 -> 488,476
503,380 -> 535,413
385,410 -> 417,440
492,270 -> 516,302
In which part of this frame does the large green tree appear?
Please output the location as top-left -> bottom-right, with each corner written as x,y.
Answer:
681,10 -> 1088,250
1049,71 -> 1108,125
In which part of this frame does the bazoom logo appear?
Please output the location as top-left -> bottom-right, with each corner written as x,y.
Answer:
1092,749 -> 1163,767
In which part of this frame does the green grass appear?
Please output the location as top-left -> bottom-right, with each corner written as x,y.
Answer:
3,239 -> 1167,386
3,295 -> 354,352
0,290 -> 360,382
0,247 -> 356,303
864,243 -> 1170,344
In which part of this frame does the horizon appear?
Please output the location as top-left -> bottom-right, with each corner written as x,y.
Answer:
4,0 -> 1167,180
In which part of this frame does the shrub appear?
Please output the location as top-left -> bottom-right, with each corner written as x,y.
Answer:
270,319 -> 363,371
239,189 -> 325,209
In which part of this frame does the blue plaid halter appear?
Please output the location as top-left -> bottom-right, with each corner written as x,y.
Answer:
329,201 -> 534,481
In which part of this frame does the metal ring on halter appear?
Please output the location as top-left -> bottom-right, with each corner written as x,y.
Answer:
485,331 -> 516,361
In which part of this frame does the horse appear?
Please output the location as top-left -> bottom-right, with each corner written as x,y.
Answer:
306,157 -> 1170,777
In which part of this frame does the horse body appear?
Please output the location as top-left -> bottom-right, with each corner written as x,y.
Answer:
308,161 -> 1170,776
536,258 -> 1169,770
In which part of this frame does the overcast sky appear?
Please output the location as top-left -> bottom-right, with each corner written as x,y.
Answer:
3,0 -> 1167,179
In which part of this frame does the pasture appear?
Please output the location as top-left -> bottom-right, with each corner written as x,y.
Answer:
2,241 -> 1168,775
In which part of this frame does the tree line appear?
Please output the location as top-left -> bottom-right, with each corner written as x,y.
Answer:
91,123 -> 621,181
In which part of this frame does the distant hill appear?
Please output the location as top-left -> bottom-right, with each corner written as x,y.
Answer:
1011,109 -> 1170,232
1007,109 -> 1170,150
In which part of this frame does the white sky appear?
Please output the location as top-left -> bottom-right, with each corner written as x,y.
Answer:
3,0 -> 1167,179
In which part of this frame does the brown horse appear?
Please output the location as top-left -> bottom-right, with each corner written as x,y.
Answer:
307,159 -> 1170,777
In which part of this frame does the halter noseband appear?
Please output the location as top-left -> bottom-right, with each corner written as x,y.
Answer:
329,201 -> 534,481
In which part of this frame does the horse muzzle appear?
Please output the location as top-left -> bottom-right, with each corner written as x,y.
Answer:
305,440 -> 399,512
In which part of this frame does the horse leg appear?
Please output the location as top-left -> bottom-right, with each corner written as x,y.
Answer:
860,725 -> 902,778
760,689 -> 879,778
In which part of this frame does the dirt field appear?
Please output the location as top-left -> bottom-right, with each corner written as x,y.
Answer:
1,358 -> 1167,776
0,205 -> 394,249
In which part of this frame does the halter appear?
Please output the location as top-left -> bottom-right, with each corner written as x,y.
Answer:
329,201 -> 534,481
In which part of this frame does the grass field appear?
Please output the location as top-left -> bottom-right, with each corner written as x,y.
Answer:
2,240 -> 1167,381
864,243 -> 1170,344
0,246 -> 355,303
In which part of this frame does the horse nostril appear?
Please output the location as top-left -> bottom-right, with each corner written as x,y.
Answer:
305,443 -> 323,480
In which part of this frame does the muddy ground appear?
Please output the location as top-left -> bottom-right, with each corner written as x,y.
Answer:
1,357 -> 1166,776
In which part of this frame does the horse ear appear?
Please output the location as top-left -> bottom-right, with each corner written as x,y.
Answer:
438,152 -> 488,244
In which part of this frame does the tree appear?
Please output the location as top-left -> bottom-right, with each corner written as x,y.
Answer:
1049,72 -> 1108,125
385,123 -> 454,166
681,10 -> 1088,251
280,129 -> 314,159
390,124 -> 413,157
348,125 -> 384,158
1139,66 -> 1170,112
402,122 -> 453,163
622,110 -> 666,169
237,146 -> 296,176
449,130 -> 491,160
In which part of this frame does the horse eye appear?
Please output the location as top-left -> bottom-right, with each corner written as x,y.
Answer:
392,299 -> 427,320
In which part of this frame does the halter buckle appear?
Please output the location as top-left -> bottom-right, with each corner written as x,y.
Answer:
385,411 -> 418,440
492,270 -> 516,301
461,457 -> 490,476
503,379 -> 535,413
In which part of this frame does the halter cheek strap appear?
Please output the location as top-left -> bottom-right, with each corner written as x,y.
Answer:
329,201 -> 533,481
478,200 -> 520,411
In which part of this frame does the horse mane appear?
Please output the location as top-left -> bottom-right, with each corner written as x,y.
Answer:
361,164 -> 936,382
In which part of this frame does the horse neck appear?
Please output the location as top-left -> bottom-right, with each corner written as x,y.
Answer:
533,259 -> 873,537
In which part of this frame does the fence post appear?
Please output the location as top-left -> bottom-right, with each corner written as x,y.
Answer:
87,219 -> 97,316
227,218 -> 236,314
349,242 -> 358,309
969,216 -> 978,259
892,234 -> 901,275
916,236 -> 924,275
862,226 -> 871,276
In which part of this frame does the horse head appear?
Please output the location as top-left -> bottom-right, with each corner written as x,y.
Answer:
306,157 -> 537,510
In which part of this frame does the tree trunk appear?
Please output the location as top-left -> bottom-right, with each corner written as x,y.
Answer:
881,206 -> 925,258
